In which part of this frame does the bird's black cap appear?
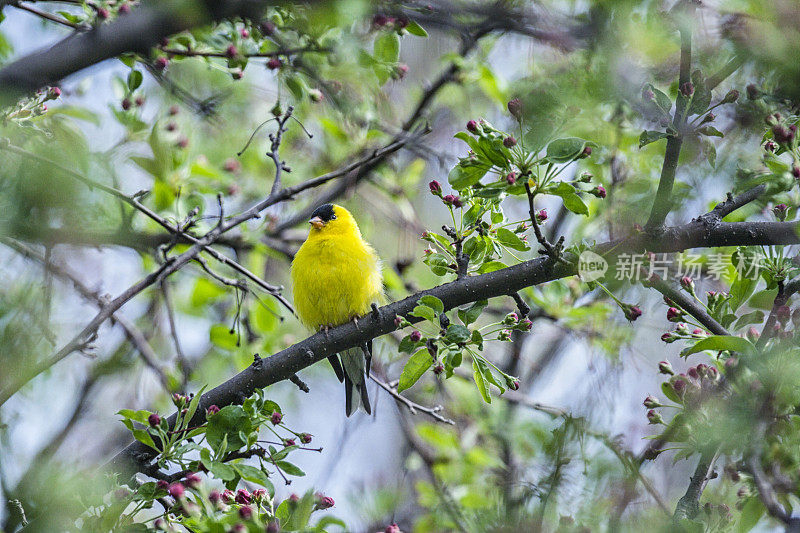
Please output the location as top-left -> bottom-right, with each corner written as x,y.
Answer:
310,203 -> 336,222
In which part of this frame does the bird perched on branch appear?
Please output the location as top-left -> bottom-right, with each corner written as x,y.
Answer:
291,203 -> 384,416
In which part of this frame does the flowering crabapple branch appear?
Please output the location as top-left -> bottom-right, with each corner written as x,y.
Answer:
108,211 -> 800,479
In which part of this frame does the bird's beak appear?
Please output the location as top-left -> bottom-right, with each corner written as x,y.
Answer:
309,216 -> 325,229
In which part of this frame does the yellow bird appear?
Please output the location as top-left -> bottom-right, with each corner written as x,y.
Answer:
291,204 -> 384,416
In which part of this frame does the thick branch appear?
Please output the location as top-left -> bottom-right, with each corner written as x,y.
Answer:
107,218 -> 800,478
0,0 -> 276,105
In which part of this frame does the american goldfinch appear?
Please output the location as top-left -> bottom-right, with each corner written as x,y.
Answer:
291,203 -> 384,416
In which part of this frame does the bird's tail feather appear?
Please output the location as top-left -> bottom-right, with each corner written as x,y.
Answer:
341,347 -> 371,416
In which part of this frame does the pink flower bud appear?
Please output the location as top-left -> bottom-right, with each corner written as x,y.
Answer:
623,304 -> 642,321
97,8 -> 109,19
314,493 -> 335,510
505,172 -> 517,185
443,194 -> 455,205
428,180 -> 442,195
267,57 -> 282,70
252,489 -> 267,502
765,140 -> 777,152
433,363 -> 444,375
385,524 -> 401,533
241,28 -> 250,38
300,433 -> 313,444
773,204 -> 789,221
409,330 -> 422,342
208,490 -> 221,504
581,146 -> 592,157
148,413 -> 161,427
776,305 -> 791,324
168,482 -> 185,499
288,493 -> 300,503
746,327 -> 760,342
680,82 -> 694,97
646,410 -> 663,424
673,379 -> 686,393
184,472 -> 201,488
235,489 -> 252,505
503,136 -> 517,148
466,120 -> 479,133
535,209 -> 548,224
687,366 -> 699,380
226,45 -> 239,58
239,505 -> 253,519
667,307 -> 683,322
451,196 -> 463,208
658,361 -> 674,374
680,276 -> 694,292
503,312 -> 518,325
270,410 -> 282,425
121,98 -> 132,110
156,480 -> 169,491
284,438 -> 296,446
590,185 -> 606,199
643,396 -> 661,408
517,318 -> 533,331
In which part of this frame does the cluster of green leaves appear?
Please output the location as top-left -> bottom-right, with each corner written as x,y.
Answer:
394,294 -> 524,403
448,118 -> 597,216
105,389 -> 343,532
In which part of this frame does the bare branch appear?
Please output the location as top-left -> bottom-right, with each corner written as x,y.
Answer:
370,372 -> 454,425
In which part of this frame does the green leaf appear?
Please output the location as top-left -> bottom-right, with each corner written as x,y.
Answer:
398,334 -> 421,353
701,137 -> 716,168
233,464 -> 271,486
561,192 -> 589,215
681,335 -> 755,357
688,70 -> 711,116
643,83 -> 672,116
131,429 -> 158,451
208,461 -> 236,481
409,305 -> 436,323
275,460 -> 305,477
445,324 -> 471,344
206,405 -> 251,451
458,299 -> 487,326
697,126 -> 724,137
397,348 -> 433,392
737,497 -> 765,533
661,382 -> 681,404
209,324 -> 238,350
374,32 -> 400,63
448,162 -> 488,190
495,227 -> 530,251
127,70 -> 143,91
424,253 -> 450,276
405,20 -> 428,37
419,295 -> 444,314
545,137 -> 590,163
733,310 -> 765,330
729,276 -> 756,312
639,130 -> 669,148
477,260 -> 507,274
472,360 -> 491,403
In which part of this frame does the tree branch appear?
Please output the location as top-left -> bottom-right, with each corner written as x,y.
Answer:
0,0 -> 278,105
645,3 -> 696,230
106,217 -> 800,478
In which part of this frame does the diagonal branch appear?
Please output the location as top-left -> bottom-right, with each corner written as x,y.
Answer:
106,217 -> 800,478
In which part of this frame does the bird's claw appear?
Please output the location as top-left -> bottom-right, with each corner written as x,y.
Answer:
351,316 -> 360,331
319,324 -> 331,340
370,303 -> 381,319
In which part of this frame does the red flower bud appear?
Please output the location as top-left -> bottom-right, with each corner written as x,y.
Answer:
410,330 -> 422,342
121,98 -> 131,110
466,120 -> 479,133
385,524 -> 401,533
241,28 -> 250,38
97,8 -> 109,19
590,185 -> 606,198
680,82 -> 694,97
722,89 -> 739,104
300,432 -> 313,444
118,3 -> 131,14
451,196 -> 463,208
680,276 -> 694,292
658,361 -> 674,374
284,438 -> 296,446
773,204 -> 789,221
156,480 -> 169,491
535,209 -> 547,224
503,136 -> 517,148
238,505 -> 253,519
267,57 -> 282,70
661,332 -> 676,343
433,363 -> 444,375
148,413 -> 161,427
581,146 -> 592,157
155,57 -> 169,70
643,395 -> 661,408
270,410 -> 283,425
225,45 -> 239,58
505,172 -> 517,185
776,305 -> 791,324
428,180 -> 442,195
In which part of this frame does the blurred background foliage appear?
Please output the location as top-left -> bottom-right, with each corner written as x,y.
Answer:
0,0 -> 798,532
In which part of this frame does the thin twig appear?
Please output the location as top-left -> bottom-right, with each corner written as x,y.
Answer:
370,372 -> 454,425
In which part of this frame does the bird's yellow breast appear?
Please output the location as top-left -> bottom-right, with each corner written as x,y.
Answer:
291,231 -> 383,330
